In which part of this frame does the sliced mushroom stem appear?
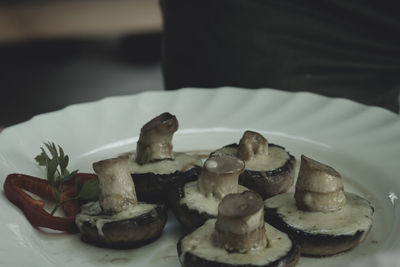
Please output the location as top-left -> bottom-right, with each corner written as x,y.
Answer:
213,191 -> 267,253
93,157 -> 137,214
295,155 -> 346,212
197,153 -> 244,200
237,130 -> 268,161
136,112 -> 178,165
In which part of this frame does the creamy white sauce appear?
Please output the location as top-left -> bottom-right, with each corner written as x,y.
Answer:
180,181 -> 249,216
303,192 -> 313,207
76,201 -> 156,236
129,152 -> 202,175
180,219 -> 292,266
264,192 -> 373,235
217,146 -> 290,172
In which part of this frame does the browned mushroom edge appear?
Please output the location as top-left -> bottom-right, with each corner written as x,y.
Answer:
264,193 -> 374,257
131,166 -> 202,204
168,177 -> 217,232
177,192 -> 300,267
132,112 -> 203,204
77,203 -> 168,249
169,153 -> 248,232
177,234 -> 300,267
215,143 -> 296,199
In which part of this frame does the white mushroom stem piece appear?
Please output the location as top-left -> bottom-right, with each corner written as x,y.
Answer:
197,153 -> 244,200
295,155 -> 346,212
237,130 -> 268,161
136,112 -> 178,165
213,191 -> 268,253
93,157 -> 138,214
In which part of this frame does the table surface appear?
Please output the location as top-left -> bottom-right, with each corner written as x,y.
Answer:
0,0 -> 161,43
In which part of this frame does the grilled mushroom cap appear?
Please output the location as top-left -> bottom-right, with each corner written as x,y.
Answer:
215,131 -> 296,199
178,192 -> 300,267
131,112 -> 202,203
169,153 -> 248,231
131,162 -> 202,204
77,202 -> 167,249
264,193 -> 373,256
264,156 -> 373,256
76,157 -> 167,248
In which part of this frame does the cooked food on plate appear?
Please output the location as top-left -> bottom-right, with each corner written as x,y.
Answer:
2,114 -> 375,263
264,155 -> 374,256
178,191 -> 300,267
169,152 -> 250,231
129,112 -> 202,203
3,142 -> 98,233
76,157 -> 168,248
214,130 -> 296,199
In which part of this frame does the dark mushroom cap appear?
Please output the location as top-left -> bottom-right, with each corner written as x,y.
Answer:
77,203 -> 168,249
216,143 -> 296,199
264,192 -> 374,256
168,154 -> 248,232
178,219 -> 300,267
132,112 -> 202,203
132,165 -> 202,204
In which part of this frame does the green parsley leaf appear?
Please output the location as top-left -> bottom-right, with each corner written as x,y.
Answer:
35,148 -> 49,166
47,157 -> 59,186
76,179 -> 100,202
45,142 -> 59,161
35,142 -> 80,213
58,145 -> 68,175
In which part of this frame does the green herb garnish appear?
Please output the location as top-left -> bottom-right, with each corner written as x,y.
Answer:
35,142 -> 99,215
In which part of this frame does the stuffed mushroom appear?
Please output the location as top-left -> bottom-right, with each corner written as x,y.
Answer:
169,152 -> 250,231
75,157 -> 168,248
130,112 -> 202,203
215,130 -> 296,199
178,191 -> 300,267
264,155 -> 374,256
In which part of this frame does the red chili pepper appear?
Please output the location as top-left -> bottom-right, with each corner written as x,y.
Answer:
3,173 -> 97,233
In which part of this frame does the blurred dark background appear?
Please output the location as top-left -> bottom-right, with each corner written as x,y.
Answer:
1,0 -> 399,129
0,0 -> 163,127
160,0 -> 400,115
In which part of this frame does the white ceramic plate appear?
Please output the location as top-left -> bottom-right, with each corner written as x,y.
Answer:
1,87 -> 399,267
